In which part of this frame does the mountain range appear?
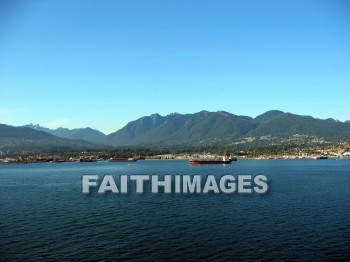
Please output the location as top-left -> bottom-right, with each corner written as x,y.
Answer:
0,124 -> 107,154
24,124 -> 106,144
104,110 -> 350,146
1,110 -> 349,153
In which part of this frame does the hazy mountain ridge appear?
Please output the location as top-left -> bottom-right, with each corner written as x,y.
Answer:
0,124 -> 106,154
24,124 -> 106,144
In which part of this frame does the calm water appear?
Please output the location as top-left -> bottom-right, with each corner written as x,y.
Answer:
0,159 -> 349,261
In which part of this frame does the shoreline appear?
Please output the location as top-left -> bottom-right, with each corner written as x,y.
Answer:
1,156 -> 348,164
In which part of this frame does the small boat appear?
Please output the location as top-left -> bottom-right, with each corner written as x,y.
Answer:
109,157 -> 137,162
316,156 -> 328,160
189,156 -> 234,165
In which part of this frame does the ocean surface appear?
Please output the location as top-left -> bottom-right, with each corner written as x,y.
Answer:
0,159 -> 349,261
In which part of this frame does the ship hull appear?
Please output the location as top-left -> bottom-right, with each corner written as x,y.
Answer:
79,158 -> 98,162
189,160 -> 232,165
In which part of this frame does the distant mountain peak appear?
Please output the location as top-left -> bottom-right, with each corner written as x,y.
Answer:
24,124 -> 106,144
26,123 -> 41,128
255,110 -> 285,123
150,113 -> 163,124
217,110 -> 230,117
326,118 -> 340,123
267,110 -> 284,113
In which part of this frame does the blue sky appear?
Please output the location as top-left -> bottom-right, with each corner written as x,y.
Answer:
0,0 -> 349,134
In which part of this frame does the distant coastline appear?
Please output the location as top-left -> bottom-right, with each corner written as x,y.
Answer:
1,151 -> 349,164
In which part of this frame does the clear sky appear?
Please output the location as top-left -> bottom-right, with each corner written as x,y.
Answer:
0,0 -> 349,134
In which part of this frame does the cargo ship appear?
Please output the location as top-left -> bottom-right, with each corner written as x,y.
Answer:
108,157 -> 137,162
189,156 -> 235,165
